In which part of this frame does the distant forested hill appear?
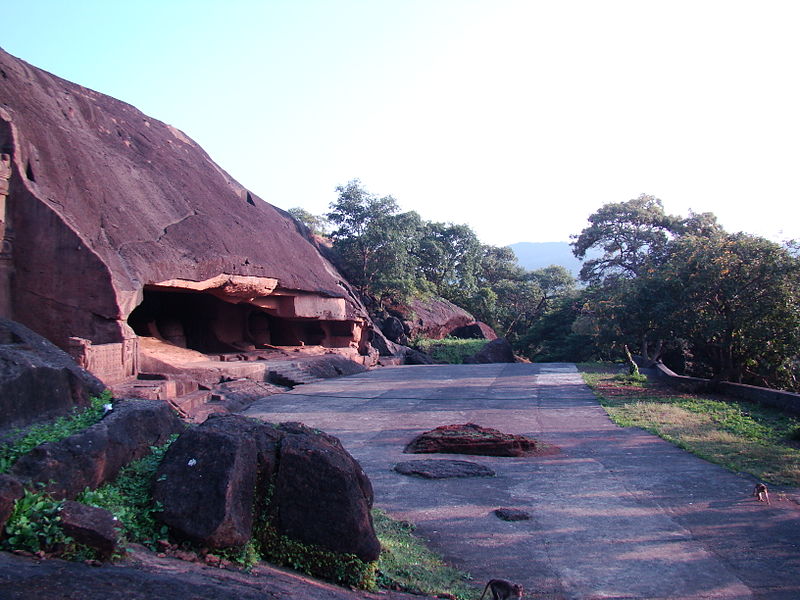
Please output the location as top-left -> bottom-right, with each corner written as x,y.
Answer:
509,241 -> 585,277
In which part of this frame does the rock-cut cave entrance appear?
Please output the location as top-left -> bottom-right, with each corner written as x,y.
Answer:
127,288 -> 358,354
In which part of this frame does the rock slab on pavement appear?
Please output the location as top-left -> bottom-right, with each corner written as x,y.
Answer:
394,460 -> 495,479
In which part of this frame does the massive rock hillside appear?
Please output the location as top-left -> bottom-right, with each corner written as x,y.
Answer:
0,48 -> 375,386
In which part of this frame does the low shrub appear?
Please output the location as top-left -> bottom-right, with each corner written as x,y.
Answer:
414,337 -> 488,364
77,435 -> 177,548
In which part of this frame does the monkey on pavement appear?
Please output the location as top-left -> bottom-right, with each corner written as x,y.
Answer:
479,578 -> 524,599
754,483 -> 770,504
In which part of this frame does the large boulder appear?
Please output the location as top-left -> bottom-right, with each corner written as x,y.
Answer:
463,337 -> 516,364
404,423 -> 538,457
388,296 -> 474,340
152,415 -> 281,548
153,416 -> 380,562
378,316 -> 408,344
59,501 -> 120,560
450,321 -> 498,341
10,399 -> 184,499
272,422 -> 380,562
0,319 -> 105,431
0,49 -> 373,363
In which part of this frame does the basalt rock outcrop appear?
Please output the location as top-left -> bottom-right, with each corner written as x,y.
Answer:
153,415 -> 380,562
404,423 -> 538,457
0,48 -> 377,388
0,318 -> 105,431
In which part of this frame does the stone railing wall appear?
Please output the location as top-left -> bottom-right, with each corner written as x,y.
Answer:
640,360 -> 800,417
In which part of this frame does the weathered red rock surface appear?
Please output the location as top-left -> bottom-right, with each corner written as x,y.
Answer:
404,423 -> 539,457
0,48 -> 371,355
0,318 -> 105,431
388,296 -> 475,340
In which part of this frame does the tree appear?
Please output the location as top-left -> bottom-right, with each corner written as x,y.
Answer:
658,233 -> 800,387
415,222 -> 481,301
326,179 -> 422,301
287,207 -> 329,236
491,266 -> 575,340
571,194 -> 682,284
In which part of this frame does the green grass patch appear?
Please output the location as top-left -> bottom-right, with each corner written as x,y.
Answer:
579,363 -> 800,485
373,509 -> 477,599
414,337 -> 488,364
0,390 -> 113,473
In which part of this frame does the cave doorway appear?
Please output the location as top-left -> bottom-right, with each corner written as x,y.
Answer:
128,288 -> 358,353
128,289 -> 244,353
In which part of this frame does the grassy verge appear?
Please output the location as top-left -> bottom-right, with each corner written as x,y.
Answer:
578,363 -> 800,486
414,337 -> 488,364
374,509 -> 476,599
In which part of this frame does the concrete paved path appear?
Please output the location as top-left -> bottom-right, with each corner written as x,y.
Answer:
243,363 -> 800,600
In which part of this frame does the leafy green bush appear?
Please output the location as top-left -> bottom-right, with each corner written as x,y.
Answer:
77,435 -> 177,548
257,523 -> 377,589
0,487 -> 100,560
414,337 -> 488,364
1,488 -> 69,554
0,390 -> 112,473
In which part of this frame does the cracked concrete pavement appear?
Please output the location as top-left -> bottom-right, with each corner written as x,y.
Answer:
243,362 -> 800,600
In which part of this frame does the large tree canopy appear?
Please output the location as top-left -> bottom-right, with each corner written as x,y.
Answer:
571,196 -> 800,390
571,194 -> 682,284
326,179 -> 422,300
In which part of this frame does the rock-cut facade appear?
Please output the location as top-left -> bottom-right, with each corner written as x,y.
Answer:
0,48 -> 374,385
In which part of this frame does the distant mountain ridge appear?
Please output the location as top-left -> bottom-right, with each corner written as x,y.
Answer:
509,241 -> 585,278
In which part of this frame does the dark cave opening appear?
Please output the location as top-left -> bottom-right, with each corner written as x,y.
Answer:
128,288 -> 357,353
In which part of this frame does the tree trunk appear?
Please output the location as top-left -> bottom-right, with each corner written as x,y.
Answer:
623,344 -> 640,376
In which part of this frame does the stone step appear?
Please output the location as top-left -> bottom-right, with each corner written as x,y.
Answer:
170,389 -> 213,414
267,364 -> 323,387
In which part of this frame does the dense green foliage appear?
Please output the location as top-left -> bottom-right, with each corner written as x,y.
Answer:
0,391 -> 112,473
296,179 -> 578,357
2,488 -> 70,555
571,196 -> 800,390
294,183 -> 800,386
77,436 -> 176,548
413,337 -> 488,364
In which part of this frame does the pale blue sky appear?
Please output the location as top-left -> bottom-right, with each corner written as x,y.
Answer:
4,1 -> 800,245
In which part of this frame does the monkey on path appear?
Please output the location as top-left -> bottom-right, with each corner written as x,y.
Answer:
754,483 -> 770,504
479,578 -> 524,599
